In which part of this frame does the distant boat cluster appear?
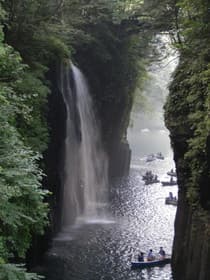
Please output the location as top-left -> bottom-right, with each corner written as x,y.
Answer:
142,171 -> 159,185
142,168 -> 177,187
132,162 -> 177,268
132,155 -> 177,269
142,154 -> 178,207
146,152 -> 164,162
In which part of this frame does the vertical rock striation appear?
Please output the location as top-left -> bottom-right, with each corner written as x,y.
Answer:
165,53 -> 210,280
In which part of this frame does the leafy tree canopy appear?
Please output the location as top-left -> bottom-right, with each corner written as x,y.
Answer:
0,5 -> 49,277
164,0 -> 210,209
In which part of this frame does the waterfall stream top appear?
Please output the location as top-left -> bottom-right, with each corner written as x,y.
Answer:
60,63 -> 109,228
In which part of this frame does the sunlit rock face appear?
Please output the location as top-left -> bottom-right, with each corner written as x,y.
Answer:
165,54 -> 210,280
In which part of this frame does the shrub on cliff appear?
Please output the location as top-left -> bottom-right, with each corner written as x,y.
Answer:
0,9 -> 49,279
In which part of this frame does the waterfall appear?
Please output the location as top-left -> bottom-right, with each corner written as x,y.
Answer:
60,62 -> 109,227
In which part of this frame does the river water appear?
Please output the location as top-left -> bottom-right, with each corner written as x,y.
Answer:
44,144 -> 177,280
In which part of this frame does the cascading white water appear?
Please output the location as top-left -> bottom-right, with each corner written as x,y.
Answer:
60,62 -> 109,227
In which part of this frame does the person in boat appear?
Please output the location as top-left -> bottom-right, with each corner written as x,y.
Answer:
169,192 -> 173,199
138,252 -> 144,262
147,249 -> 155,261
145,171 -> 154,181
148,171 -> 152,177
159,247 -> 166,259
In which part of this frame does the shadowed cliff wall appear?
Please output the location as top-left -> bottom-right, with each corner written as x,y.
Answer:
165,51 -> 210,280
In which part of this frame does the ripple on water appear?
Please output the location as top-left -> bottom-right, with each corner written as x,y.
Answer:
45,158 -> 176,280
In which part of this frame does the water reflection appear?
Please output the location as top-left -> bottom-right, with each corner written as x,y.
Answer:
45,157 -> 176,280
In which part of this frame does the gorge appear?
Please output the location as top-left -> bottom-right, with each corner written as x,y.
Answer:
0,1 -> 210,280
42,35 -> 176,280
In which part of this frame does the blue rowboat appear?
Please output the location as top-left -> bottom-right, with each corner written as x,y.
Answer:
131,257 -> 171,269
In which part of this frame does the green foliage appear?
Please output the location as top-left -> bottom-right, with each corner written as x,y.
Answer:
0,264 -> 43,280
165,55 -> 209,204
58,0 -> 150,143
62,0 -> 144,26
12,71 -> 49,152
165,0 -> 210,208
0,29 -> 49,151
0,15 -> 49,278
142,0 -> 180,32
2,0 -> 70,65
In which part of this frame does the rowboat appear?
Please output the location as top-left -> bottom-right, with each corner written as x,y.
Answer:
156,152 -> 164,160
144,178 -> 160,185
142,171 -> 159,185
167,171 -> 177,177
165,197 -> 177,206
131,257 -> 171,269
161,181 -> 177,186
146,154 -> 156,162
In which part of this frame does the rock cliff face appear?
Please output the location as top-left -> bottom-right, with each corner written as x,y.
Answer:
108,141 -> 131,178
44,62 -> 132,234
170,140 -> 210,280
44,65 -> 67,234
165,54 -> 210,280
